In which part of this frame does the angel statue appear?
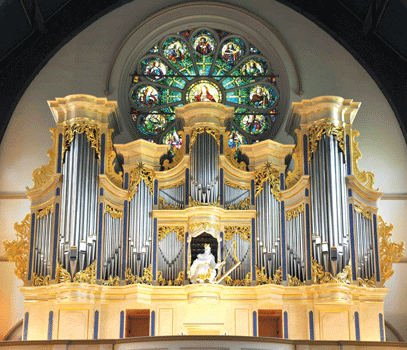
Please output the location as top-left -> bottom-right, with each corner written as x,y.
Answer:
189,244 -> 225,284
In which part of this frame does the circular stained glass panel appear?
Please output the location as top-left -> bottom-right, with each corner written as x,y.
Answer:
186,80 -> 222,103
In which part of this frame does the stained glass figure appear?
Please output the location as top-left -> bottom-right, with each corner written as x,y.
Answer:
187,80 -> 222,103
221,38 -> 245,64
129,28 -> 280,147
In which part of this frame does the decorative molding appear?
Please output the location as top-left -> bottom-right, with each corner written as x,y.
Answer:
106,128 -> 123,188
224,180 -> 250,190
189,197 -> 221,207
224,226 -> 250,242
3,214 -> 30,285
378,215 -> 405,285
105,204 -> 123,219
189,222 -> 220,234
128,162 -> 155,200
162,131 -> 185,171
0,193 -> 27,199
254,162 -> 280,199
381,193 -> 407,200
308,122 -> 345,163
159,179 -> 185,190
26,128 -> 58,191
286,203 -> 304,221
63,122 -> 101,160
351,129 -> 376,191
157,226 -> 184,242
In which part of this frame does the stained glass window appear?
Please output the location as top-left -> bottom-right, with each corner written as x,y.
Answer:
129,28 -> 279,154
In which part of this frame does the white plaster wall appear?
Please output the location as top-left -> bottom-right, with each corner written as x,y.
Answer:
0,0 -> 406,341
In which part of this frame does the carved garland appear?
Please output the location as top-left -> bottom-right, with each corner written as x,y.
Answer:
254,162 -> 281,199
224,180 -> 250,190
125,265 -> 153,285
354,205 -> 371,219
128,162 -> 155,200
308,123 -> 345,163
158,197 -> 181,210
351,129 -> 376,191
157,271 -> 185,286
3,214 -> 31,285
224,226 -> 250,242
37,204 -> 54,219
26,128 -> 58,191
286,203 -> 305,221
162,131 -> 186,171
189,197 -> 221,207
189,222 -> 220,234
378,215 -> 405,285
105,204 -> 123,219
224,272 -> 252,286
63,122 -> 101,160
225,197 -> 250,210
190,127 -> 220,148
157,226 -> 185,242
73,259 -> 97,284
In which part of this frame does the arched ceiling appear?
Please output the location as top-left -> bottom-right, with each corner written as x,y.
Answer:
1,0 -> 406,145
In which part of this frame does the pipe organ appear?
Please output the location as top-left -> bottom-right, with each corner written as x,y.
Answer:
13,95 -> 404,341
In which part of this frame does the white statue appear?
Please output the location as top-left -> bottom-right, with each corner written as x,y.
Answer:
189,244 -> 224,284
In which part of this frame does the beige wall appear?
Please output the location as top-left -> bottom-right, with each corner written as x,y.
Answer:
1,0 -> 406,341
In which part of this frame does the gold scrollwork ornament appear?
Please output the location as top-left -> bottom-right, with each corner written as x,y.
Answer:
73,260 -> 97,284
254,162 -> 281,199
157,226 -> 184,242
308,122 -> 345,163
286,203 -> 305,221
63,122 -> 101,160
105,204 -> 123,219
224,226 -> 250,242
128,162 -> 156,200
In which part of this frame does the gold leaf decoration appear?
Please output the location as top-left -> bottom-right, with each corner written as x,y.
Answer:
3,214 -> 30,285
32,273 -> 50,286
254,162 -> 281,199
225,197 -> 250,210
311,258 -> 352,284
224,272 -> 252,286
26,128 -> 58,191
158,226 -> 184,242
158,197 -> 181,210
37,204 -> 54,219
189,222 -> 220,234
286,203 -> 305,221
288,274 -> 305,286
162,131 -> 185,171
224,180 -> 250,190
125,265 -> 153,285
308,122 -> 345,163
189,197 -> 221,207
351,129 -> 376,191
190,127 -> 220,147
105,204 -> 123,219
106,129 -> 123,188
128,162 -> 156,200
73,260 -> 97,284
358,276 -> 376,288
354,205 -> 371,219
224,226 -> 250,242
159,180 -> 185,190
63,122 -> 101,160
255,266 -> 282,285
378,215 -> 405,285
285,130 -> 302,189
103,276 -> 120,286
223,131 -> 247,171
55,261 -> 71,283
157,270 -> 184,286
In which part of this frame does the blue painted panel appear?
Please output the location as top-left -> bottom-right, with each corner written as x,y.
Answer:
303,134 -> 308,175
100,188 -> 104,196
253,311 -> 257,336
184,232 -> 189,278
57,133 -> 63,173
185,169 -> 190,205
284,311 -> 288,339
96,203 -> 103,280
348,188 -> 352,197
306,204 -> 311,280
220,135 -> 224,154
305,188 -> 309,197
153,218 -> 157,280
251,218 -> 256,280
56,187 -> 60,196
28,213 -> 36,281
349,204 -> 357,280
346,134 -> 351,175
186,134 -> 190,154
121,200 -> 128,279
151,310 -> 155,336
120,311 -> 124,338
48,311 -> 53,340
51,204 -> 60,280
309,311 -> 314,340
281,201 -> 286,281
124,172 -> 129,190
94,310 -> 99,339
373,214 -> 381,282
23,312 -> 29,341
355,311 -> 360,341
101,133 -> 106,174
220,168 -> 224,205
154,179 -> 158,205
280,173 -> 284,191
379,313 -> 384,341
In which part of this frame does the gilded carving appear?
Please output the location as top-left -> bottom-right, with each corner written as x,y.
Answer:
358,276 -> 376,288
106,129 -> 123,188
157,271 -> 184,286
159,179 -> 185,190
26,128 -> 58,191
225,197 -> 250,210
223,131 -> 247,171
37,204 -> 54,219
351,129 -> 376,191
105,204 -> 123,219
189,222 -> 220,234
55,261 -> 72,283
255,266 -> 282,285
285,130 -> 302,189
162,131 -> 185,171
189,197 -> 221,207
73,260 -> 97,284
288,274 -> 305,286
158,226 -> 184,242
158,197 -> 181,210
63,122 -> 101,160
354,204 -> 371,219
190,127 -> 220,147
311,258 -> 352,284
224,180 -> 250,190
3,214 -> 30,284
224,226 -> 250,242
103,276 -> 120,286
286,203 -> 305,221
128,162 -> 155,200
254,162 -> 281,199
308,123 -> 345,163
378,215 -> 405,285
224,272 -> 251,286
125,265 -> 153,285
32,273 -> 50,286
